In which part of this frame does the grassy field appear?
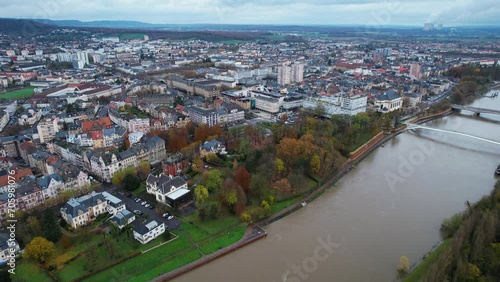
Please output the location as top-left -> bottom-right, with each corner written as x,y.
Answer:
118,33 -> 146,40
403,239 -> 452,282
0,87 -> 35,99
10,261 -> 52,282
199,225 -> 246,254
83,231 -> 195,282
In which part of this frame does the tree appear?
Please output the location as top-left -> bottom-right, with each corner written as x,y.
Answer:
123,173 -> 141,191
102,236 -> 117,259
84,245 -> 98,270
261,200 -> 271,216
234,166 -> 250,193
221,179 -> 238,209
194,185 -> 209,207
42,209 -> 62,243
274,178 -> 292,199
205,169 -> 223,193
397,256 -> 410,274
310,155 -> 321,175
24,237 -> 55,263
250,173 -> 270,201
275,158 -> 285,175
192,156 -> 204,174
136,160 -> 151,180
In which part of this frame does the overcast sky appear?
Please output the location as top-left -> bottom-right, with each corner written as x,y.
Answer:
2,0 -> 499,26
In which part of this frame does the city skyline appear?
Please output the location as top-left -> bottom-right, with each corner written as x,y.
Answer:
1,0 -> 500,26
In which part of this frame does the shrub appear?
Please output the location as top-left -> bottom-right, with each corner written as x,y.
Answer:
240,212 -> 252,223
441,213 -> 463,239
397,255 -> 410,274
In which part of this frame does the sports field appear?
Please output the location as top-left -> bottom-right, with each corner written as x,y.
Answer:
0,87 -> 35,99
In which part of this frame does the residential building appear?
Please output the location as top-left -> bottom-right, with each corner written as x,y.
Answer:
102,192 -> 126,215
162,153 -> 189,176
60,192 -> 107,229
146,174 -> 191,208
109,210 -> 135,229
375,90 -> 403,112
0,232 -> 20,263
133,220 -> 165,244
410,63 -> 421,80
37,117 -> 60,144
277,66 -> 291,85
291,63 -> 305,83
200,140 -> 226,158
185,106 -> 218,126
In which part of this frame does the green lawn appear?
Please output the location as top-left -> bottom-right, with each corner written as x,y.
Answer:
10,261 -> 52,282
184,212 -> 240,236
199,226 -> 246,254
82,232 -> 194,282
118,33 -> 146,40
403,239 -> 452,282
127,250 -> 202,282
271,196 -> 302,214
347,131 -> 376,152
55,231 -> 175,281
0,87 -> 35,99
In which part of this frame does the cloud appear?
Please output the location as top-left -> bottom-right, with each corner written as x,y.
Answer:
0,0 -> 498,26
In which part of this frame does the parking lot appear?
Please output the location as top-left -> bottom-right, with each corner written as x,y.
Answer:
108,188 -> 181,231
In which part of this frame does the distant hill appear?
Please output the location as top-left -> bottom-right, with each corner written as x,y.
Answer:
0,18 -> 56,35
35,19 -> 159,29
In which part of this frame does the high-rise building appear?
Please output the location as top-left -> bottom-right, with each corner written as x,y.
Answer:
291,63 -> 305,83
37,117 -> 59,144
410,63 -> 421,80
74,52 -> 89,65
277,66 -> 291,85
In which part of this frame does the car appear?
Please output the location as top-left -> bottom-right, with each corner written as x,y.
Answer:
149,205 -> 155,210
145,203 -> 151,208
162,213 -> 169,218
126,192 -> 133,198
117,191 -> 125,195
167,215 -> 174,220
134,198 -> 141,203
133,210 -> 143,216
141,201 -> 147,206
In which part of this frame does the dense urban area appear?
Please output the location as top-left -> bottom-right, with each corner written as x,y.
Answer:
0,18 -> 499,282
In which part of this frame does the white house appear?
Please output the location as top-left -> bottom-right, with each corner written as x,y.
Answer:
133,220 -> 165,244
200,139 -> 226,158
102,192 -> 126,215
375,90 -> 403,113
37,173 -> 65,199
146,174 -> 191,208
60,192 -> 108,229
108,209 -> 135,229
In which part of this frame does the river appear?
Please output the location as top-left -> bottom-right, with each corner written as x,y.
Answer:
172,92 -> 500,282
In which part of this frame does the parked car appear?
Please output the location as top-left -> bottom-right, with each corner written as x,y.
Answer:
167,216 -> 174,220
149,205 -> 155,210
134,198 -> 141,203
162,213 -> 169,218
126,192 -> 133,198
141,201 -> 147,206
145,203 -> 151,208
133,210 -> 143,216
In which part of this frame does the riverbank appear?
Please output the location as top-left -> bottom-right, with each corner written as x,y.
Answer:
153,109 -> 455,282
403,239 -> 452,282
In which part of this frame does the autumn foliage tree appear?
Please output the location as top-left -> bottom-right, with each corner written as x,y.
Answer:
234,166 -> 250,193
24,237 -> 55,263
